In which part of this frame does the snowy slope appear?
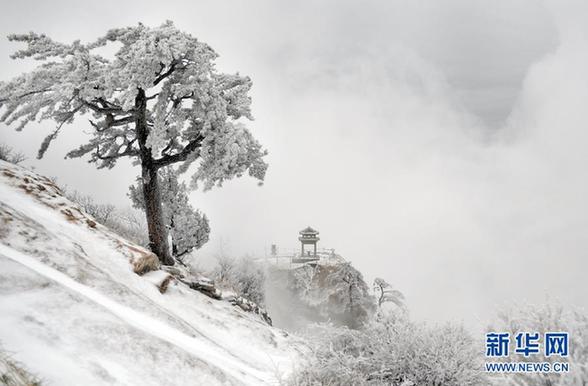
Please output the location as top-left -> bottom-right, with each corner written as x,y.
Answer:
0,160 -> 302,386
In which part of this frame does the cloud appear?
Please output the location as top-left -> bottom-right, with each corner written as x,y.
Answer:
195,0 -> 587,328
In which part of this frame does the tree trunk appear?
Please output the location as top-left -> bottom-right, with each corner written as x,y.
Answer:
141,164 -> 173,265
135,88 -> 174,266
170,213 -> 178,256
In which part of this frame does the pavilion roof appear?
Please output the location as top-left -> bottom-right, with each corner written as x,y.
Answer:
299,226 -> 319,235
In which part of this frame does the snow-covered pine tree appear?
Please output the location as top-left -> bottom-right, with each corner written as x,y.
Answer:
129,167 -> 210,261
0,22 -> 268,265
373,277 -> 405,308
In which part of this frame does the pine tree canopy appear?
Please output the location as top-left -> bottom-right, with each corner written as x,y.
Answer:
0,21 -> 268,190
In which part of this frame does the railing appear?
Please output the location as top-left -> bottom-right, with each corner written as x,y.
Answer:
269,247 -> 335,257
264,247 -> 342,268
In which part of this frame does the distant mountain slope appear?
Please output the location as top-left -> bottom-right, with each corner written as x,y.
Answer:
0,160 -> 301,386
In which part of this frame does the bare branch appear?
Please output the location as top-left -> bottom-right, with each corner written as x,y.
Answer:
88,119 -> 106,132
82,100 -> 127,114
160,139 -> 175,156
171,91 -> 194,108
108,114 -> 135,127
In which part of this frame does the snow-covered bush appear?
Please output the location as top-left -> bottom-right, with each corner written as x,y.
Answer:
108,208 -> 150,247
0,345 -> 41,386
290,313 -> 490,386
0,144 -> 25,165
65,190 -> 116,224
211,256 -> 266,306
64,188 -> 149,247
212,254 -> 236,287
234,258 -> 266,306
487,302 -> 588,386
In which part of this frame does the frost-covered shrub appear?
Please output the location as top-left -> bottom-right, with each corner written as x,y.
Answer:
211,254 -> 236,287
290,313 -> 490,386
0,345 -> 41,386
234,258 -> 266,306
64,188 -> 149,247
212,256 -> 266,306
0,144 -> 25,165
107,208 -> 150,247
65,190 -> 116,224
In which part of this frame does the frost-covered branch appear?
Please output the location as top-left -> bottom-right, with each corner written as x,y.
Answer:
153,134 -> 204,168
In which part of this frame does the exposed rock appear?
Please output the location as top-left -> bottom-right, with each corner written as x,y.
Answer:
160,264 -> 190,279
142,270 -> 175,294
161,270 -> 273,326
225,294 -> 273,326
129,249 -> 160,275
178,276 -> 222,300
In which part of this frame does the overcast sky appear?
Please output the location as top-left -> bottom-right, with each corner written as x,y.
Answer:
1,0 -> 587,330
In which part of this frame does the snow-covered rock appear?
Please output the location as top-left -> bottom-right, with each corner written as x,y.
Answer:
141,270 -> 174,294
0,160 -> 303,385
266,259 -> 375,330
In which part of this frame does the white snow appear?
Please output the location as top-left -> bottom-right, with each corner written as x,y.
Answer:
0,160 -> 302,385
0,243 -> 271,385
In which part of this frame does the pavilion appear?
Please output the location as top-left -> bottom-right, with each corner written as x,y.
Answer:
298,226 -> 320,258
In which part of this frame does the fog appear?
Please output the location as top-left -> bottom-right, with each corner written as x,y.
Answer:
1,0 -> 587,330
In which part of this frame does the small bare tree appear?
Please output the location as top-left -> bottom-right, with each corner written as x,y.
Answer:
65,190 -> 116,223
0,144 -> 26,164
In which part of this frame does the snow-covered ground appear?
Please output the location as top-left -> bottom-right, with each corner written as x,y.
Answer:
0,160 -> 303,385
